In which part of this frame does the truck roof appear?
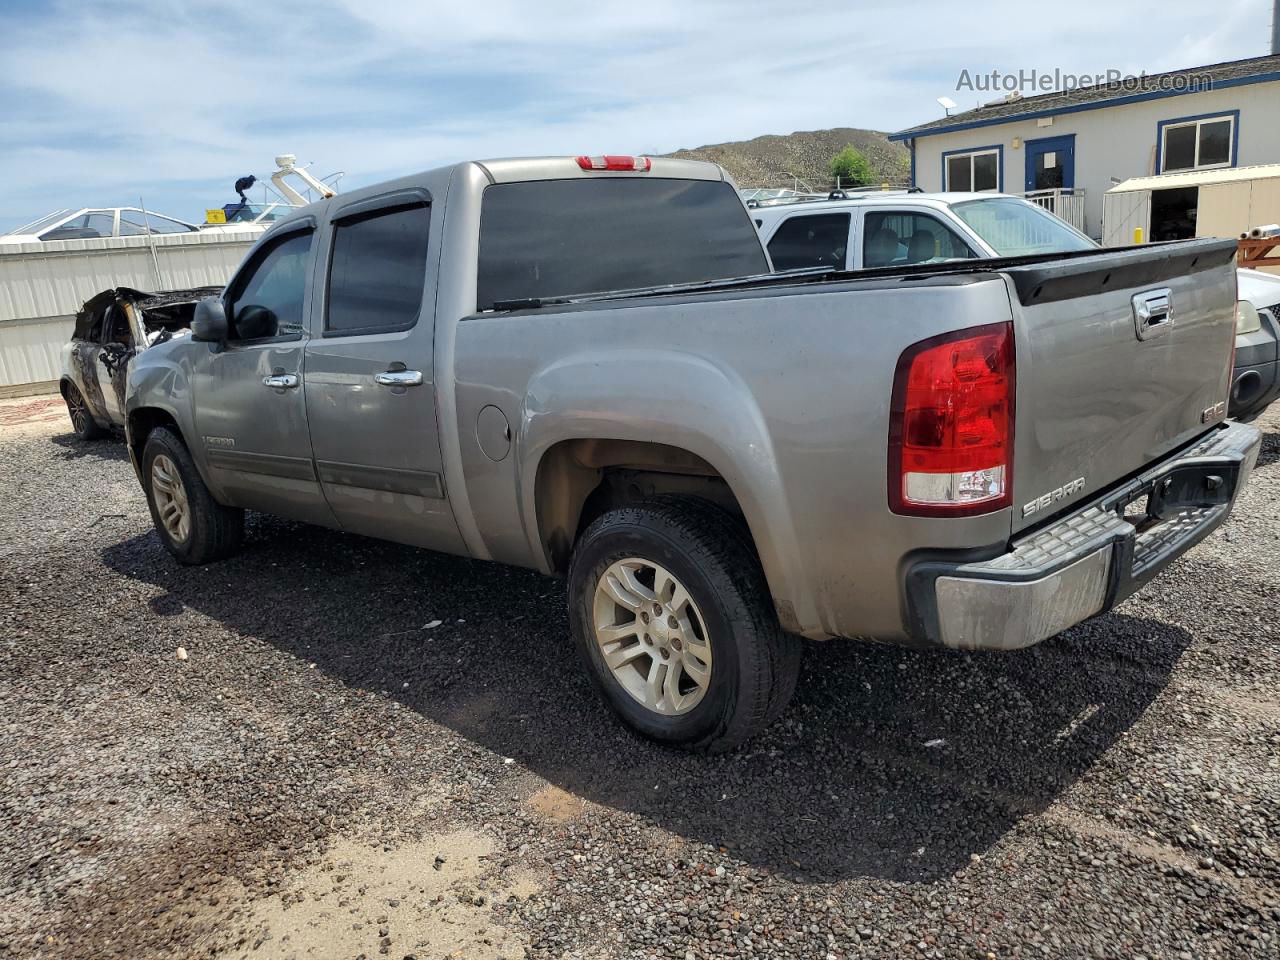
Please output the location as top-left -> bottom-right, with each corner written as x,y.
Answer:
253,155 -> 732,238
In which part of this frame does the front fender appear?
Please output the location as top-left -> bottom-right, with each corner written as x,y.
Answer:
125,341 -> 208,488
517,348 -> 816,635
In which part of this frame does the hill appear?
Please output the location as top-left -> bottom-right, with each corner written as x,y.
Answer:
663,127 -> 910,189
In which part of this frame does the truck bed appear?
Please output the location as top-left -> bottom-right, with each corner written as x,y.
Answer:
460,236 -> 1240,640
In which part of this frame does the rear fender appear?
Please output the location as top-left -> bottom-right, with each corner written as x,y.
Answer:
519,349 -> 815,634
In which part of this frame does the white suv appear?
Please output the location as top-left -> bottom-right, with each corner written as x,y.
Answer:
748,191 -> 1096,273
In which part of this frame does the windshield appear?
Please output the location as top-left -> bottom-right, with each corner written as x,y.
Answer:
950,197 -> 1096,257
8,210 -> 74,236
223,202 -> 290,224
118,210 -> 197,235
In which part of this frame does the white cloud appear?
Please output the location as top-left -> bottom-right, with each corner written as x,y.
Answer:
0,0 -> 1270,227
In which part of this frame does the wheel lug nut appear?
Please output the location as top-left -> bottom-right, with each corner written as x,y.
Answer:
640,612 -> 650,624
667,616 -> 678,629
672,638 -> 682,651
653,603 -> 663,617
644,635 -> 653,645
660,648 -> 669,659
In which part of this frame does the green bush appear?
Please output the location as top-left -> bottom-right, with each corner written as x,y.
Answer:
829,145 -> 874,185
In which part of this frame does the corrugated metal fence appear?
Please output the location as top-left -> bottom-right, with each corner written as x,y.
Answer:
0,230 -> 259,389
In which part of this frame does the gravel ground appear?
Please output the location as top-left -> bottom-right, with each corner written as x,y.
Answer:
1,395 -> 1277,960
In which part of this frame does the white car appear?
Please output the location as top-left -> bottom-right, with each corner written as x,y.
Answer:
749,190 -> 1280,421
748,190 -> 1098,272
1,207 -> 201,244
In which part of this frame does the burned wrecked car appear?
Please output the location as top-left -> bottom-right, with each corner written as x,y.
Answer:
60,287 -> 217,439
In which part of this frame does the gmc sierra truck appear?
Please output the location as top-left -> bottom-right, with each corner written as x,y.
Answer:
125,155 -> 1261,752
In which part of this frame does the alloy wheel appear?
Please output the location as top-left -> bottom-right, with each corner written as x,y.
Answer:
150,454 -> 191,544
66,386 -> 89,435
592,558 -> 713,716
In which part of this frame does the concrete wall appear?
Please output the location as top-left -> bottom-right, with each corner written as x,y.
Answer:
908,80 -> 1280,238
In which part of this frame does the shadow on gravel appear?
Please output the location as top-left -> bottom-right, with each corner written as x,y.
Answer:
103,518 -> 1190,884
50,432 -> 129,463
1255,428 -> 1279,468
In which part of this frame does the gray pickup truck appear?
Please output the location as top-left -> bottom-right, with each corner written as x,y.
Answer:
125,155 -> 1261,752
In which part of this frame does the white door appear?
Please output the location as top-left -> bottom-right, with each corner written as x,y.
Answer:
1102,191 -> 1151,246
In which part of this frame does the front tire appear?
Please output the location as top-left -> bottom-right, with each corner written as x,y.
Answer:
142,427 -> 244,565
568,498 -> 800,753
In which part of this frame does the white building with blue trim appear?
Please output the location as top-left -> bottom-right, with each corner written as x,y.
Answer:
890,54 -> 1280,239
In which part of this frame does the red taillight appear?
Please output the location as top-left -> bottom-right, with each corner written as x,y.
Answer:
888,322 -> 1015,516
575,155 -> 652,172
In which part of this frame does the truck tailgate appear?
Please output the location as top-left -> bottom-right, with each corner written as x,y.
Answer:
1005,238 -> 1239,534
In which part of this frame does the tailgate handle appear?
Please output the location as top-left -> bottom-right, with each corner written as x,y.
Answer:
1132,289 -> 1173,341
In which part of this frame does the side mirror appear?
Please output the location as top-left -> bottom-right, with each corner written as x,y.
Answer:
191,298 -> 228,345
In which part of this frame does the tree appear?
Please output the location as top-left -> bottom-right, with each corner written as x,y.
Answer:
829,145 -> 874,186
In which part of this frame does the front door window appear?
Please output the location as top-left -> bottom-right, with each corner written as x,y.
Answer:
225,231 -> 313,341
862,211 -> 977,268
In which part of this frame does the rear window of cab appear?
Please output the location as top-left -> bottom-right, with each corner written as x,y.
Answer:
476,178 -> 768,310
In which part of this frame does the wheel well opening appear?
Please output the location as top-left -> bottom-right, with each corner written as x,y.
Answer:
127,408 -> 181,460
535,439 -> 744,574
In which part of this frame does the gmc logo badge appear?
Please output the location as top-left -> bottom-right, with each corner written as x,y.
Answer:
1022,477 -> 1086,518
1201,402 -> 1226,423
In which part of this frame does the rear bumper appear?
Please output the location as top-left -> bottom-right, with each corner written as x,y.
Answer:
903,421 -> 1261,651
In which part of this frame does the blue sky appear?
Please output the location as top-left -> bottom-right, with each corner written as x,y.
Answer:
0,0 -> 1272,231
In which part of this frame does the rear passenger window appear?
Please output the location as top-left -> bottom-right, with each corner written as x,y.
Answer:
767,213 -> 850,272
862,211 -> 977,268
326,203 -> 431,335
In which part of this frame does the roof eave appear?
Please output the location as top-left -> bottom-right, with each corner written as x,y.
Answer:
889,69 -> 1280,142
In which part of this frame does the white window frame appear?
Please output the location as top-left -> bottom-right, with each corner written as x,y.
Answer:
1160,115 -> 1235,173
944,149 -> 1000,193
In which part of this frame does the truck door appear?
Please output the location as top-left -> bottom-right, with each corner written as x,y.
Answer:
302,189 -> 465,554
191,220 -> 335,527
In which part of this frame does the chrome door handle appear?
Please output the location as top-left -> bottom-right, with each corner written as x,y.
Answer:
374,370 -> 423,387
262,373 -> 300,389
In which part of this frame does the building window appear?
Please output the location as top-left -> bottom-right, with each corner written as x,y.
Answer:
1160,114 -> 1235,172
944,149 -> 1000,192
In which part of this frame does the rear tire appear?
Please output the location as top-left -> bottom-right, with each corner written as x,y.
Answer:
142,427 -> 244,565
568,498 -> 801,753
64,382 -> 106,440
